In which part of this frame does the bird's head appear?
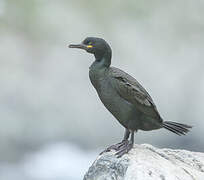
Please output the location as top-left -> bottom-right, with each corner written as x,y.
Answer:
69,37 -> 112,63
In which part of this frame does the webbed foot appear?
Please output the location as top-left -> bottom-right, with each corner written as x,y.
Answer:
115,142 -> 134,158
100,140 -> 129,155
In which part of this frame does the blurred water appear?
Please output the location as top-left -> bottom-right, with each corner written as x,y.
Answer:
0,142 -> 97,180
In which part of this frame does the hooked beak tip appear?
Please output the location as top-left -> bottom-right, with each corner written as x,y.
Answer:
68,44 -> 76,48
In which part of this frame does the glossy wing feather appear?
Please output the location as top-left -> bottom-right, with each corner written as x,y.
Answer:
108,67 -> 162,120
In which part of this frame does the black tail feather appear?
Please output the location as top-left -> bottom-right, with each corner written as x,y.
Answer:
165,122 -> 189,133
163,121 -> 192,136
164,121 -> 192,128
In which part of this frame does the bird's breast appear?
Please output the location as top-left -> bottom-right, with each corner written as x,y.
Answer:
89,70 -> 136,127
89,68 -> 107,90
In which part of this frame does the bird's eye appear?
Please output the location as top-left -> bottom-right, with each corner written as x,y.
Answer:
86,41 -> 93,48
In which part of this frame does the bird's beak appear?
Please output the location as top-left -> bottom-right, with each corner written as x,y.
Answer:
68,44 -> 88,51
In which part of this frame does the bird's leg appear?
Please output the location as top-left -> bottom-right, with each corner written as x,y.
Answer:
115,130 -> 134,158
99,129 -> 130,155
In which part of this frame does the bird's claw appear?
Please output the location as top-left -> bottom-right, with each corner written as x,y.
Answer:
100,140 -> 129,155
115,142 -> 133,158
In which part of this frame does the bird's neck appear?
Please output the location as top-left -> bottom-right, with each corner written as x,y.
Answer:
89,52 -> 111,90
89,57 -> 110,90
89,60 -> 107,77
94,50 -> 112,68
89,56 -> 109,77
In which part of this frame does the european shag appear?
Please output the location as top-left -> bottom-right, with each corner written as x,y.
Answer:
69,37 -> 192,157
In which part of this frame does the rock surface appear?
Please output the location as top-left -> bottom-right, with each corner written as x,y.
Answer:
83,144 -> 204,180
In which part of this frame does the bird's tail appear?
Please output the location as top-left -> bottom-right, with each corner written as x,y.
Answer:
162,121 -> 192,136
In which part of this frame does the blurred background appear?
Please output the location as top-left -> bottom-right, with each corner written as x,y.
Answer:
0,0 -> 203,179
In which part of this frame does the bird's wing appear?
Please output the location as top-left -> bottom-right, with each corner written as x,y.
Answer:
108,67 -> 161,120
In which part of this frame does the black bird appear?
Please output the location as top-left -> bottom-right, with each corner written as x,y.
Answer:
69,37 -> 192,157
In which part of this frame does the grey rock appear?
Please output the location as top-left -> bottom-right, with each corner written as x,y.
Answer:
84,144 -> 204,180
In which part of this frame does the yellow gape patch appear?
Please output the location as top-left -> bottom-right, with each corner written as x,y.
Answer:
87,45 -> 93,48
